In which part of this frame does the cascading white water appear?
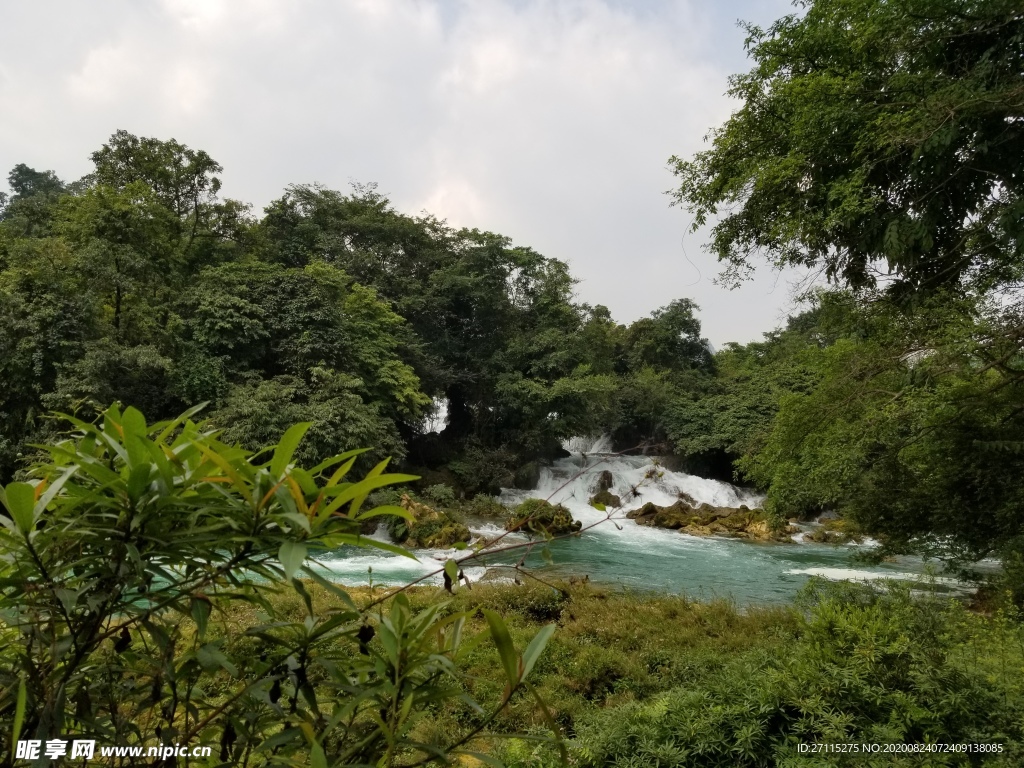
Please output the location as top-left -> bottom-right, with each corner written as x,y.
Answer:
561,435 -> 614,454
313,438 -> 964,602
504,452 -> 763,515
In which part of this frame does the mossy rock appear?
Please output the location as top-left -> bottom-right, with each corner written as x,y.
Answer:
627,501 -> 694,529
677,491 -> 700,507
804,517 -> 863,544
410,520 -> 472,549
506,498 -> 581,536
589,489 -> 621,509
389,494 -> 471,549
628,501 -> 794,541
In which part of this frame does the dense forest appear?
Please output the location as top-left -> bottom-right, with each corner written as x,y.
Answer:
1,0 -> 1023,765
0,136 -> 717,496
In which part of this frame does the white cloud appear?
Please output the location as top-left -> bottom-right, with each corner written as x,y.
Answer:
1,0 -> 803,345
68,44 -> 138,103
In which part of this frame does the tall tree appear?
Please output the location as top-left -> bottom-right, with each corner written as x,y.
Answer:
672,0 -> 1024,297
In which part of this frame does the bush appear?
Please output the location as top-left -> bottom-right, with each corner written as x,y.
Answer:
0,406 -> 554,765
464,493 -> 509,518
424,483 -> 457,506
571,582 -> 1024,767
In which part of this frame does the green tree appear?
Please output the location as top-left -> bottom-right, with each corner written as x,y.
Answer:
666,298 -> 836,478
743,292 -> 1024,599
672,0 -> 1024,296
606,299 -> 715,453
0,165 -> 69,238
620,299 -> 714,374
180,261 -> 430,466
253,185 -> 618,481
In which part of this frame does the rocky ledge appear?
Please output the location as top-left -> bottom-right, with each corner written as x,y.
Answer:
626,496 -> 796,542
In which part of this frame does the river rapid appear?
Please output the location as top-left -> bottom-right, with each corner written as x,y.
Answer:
314,438 -> 962,604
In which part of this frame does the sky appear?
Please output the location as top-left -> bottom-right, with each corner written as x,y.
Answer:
0,0 -> 809,347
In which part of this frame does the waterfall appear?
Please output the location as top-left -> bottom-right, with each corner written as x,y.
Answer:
561,435 -> 614,454
312,438 -> 954,602
503,446 -> 763,519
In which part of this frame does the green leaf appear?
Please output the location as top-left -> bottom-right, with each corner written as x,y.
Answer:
444,558 -> 459,593
55,589 -> 79,614
310,742 -> 328,768
196,644 -> 238,676
126,463 -> 152,502
2,482 -> 36,533
359,537 -> 419,560
33,466 -> 77,515
525,681 -> 568,763
520,623 -> 555,681
591,501 -> 606,512
121,406 -> 148,438
154,402 -> 208,444
308,447 -> 370,477
191,597 -> 212,638
301,567 -> 358,610
315,473 -> 419,523
292,578 -> 314,617
270,422 -> 312,478
12,676 -> 26,746
278,541 -> 307,580
352,504 -> 413,523
482,609 -> 519,690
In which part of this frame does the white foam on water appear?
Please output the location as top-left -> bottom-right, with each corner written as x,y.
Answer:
492,447 -> 774,568
785,567 -> 961,586
311,548 -> 490,587
502,451 -> 763,537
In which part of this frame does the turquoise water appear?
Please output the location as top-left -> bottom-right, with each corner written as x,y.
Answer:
313,446 -> 963,605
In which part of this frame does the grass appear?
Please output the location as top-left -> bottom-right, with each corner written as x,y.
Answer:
204,578 -> 1024,766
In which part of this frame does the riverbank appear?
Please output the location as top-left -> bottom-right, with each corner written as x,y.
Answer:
220,579 -> 1024,766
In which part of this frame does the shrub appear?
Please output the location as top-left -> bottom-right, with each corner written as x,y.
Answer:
571,582 -> 1024,767
0,406 -> 554,765
424,483 -> 457,506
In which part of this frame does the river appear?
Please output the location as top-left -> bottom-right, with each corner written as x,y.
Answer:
313,439 -> 963,604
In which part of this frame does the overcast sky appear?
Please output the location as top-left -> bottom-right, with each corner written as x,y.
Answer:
0,0 -> 810,346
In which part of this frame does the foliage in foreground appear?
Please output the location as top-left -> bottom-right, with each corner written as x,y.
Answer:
0,407 -> 554,766
233,579 -> 1024,767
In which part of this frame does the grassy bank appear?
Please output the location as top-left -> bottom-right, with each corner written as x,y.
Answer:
214,579 -> 1024,767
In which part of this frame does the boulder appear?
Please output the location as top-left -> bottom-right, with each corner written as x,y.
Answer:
513,461 -> 542,490
627,501 -> 693,530
803,516 -> 863,545
677,491 -> 700,508
596,470 -> 615,491
390,494 -> 471,549
506,498 -> 582,537
589,489 -> 621,509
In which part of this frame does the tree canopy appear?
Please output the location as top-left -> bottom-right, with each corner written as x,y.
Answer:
672,0 -> 1024,298
0,132 -> 714,490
